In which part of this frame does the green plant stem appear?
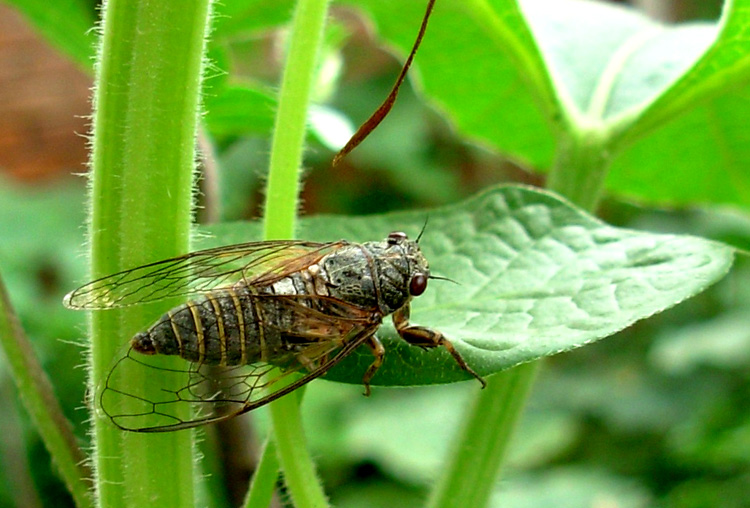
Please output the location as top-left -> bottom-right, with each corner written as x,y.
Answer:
89,0 -> 211,506
429,128 -> 610,507
260,0 -> 331,507
269,386 -> 329,508
546,129 -> 613,211
0,275 -> 93,508
263,0 -> 331,240
243,437 -> 280,508
428,363 -> 539,508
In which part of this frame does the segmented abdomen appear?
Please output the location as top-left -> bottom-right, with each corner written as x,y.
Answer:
133,286 -> 288,366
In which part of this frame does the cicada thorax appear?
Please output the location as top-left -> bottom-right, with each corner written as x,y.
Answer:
320,236 -> 430,316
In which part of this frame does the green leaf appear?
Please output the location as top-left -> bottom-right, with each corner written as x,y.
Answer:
349,0 -> 750,207
211,0 -> 296,38
203,85 -> 277,138
607,0 -> 750,205
344,0 -> 558,169
650,309 -> 750,374
200,185 -> 734,386
494,467 -> 651,508
339,384 -> 577,484
5,0 -> 96,71
519,0 -> 715,122
625,0 -> 749,140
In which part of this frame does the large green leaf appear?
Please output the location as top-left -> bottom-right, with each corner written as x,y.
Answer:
520,0 -> 715,123
12,0 -> 750,207
348,0 -> 750,207
200,185 -> 734,386
342,0 -> 558,170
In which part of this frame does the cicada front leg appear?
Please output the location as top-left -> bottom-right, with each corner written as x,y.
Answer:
361,336 -> 386,396
393,305 -> 487,389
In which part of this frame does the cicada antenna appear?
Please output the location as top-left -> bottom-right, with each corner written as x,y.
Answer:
416,217 -> 429,243
429,274 -> 459,285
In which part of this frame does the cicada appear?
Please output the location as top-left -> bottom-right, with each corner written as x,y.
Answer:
64,231 -> 486,432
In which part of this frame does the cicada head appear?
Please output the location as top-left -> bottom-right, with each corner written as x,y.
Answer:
369,231 -> 431,315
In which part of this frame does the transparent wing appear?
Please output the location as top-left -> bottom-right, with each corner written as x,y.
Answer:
98,293 -> 381,432
64,240 -> 347,309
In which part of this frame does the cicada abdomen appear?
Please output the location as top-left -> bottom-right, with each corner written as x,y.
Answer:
133,287 -> 282,367
130,270 -> 375,369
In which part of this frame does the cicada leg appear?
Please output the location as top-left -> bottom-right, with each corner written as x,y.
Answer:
361,336 -> 386,396
393,304 -> 487,389
296,346 -> 329,372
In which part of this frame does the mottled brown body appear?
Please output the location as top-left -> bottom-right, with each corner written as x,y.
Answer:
65,232 -> 485,432
134,279 -> 360,368
137,287 -> 279,366
132,238 -> 425,369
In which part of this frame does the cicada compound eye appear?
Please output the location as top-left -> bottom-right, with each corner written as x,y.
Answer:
409,273 -> 428,296
387,231 -> 408,245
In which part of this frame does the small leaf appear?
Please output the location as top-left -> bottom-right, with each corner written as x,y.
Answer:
211,0 -> 296,38
6,0 -> 97,71
650,310 -> 750,374
494,467 -> 652,507
345,0 -> 558,169
520,0 -> 715,122
201,185 -> 734,386
203,85 -> 277,138
350,0 -> 750,207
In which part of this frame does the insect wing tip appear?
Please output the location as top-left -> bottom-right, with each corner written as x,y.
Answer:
63,283 -> 118,310
62,290 -> 81,309
62,290 -> 97,310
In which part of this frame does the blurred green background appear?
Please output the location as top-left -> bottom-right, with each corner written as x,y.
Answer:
1,0 -> 749,507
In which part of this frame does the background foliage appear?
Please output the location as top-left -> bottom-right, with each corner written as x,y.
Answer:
0,0 -> 748,507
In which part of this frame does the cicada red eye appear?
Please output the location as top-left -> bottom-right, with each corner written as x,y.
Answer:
409,273 -> 428,296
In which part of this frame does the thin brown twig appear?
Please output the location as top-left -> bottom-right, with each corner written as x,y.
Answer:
332,0 -> 437,166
